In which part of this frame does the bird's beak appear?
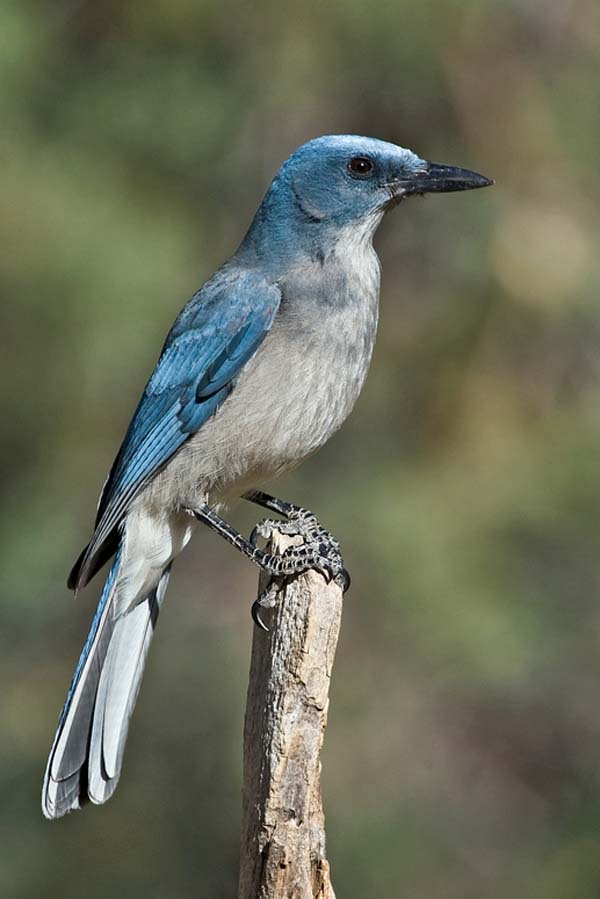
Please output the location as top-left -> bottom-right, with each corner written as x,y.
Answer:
392,162 -> 494,197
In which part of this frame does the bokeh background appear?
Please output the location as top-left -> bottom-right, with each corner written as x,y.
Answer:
3,1 -> 600,896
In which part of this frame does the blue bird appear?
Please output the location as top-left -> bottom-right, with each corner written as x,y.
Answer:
42,135 -> 492,818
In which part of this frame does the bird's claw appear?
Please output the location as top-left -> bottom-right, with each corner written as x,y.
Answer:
250,517 -> 304,546
250,507 -> 339,551
278,538 -> 346,583
250,507 -> 350,631
335,567 -> 351,592
249,506 -> 350,629
251,579 -> 282,632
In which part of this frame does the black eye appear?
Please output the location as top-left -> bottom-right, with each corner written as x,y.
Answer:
348,156 -> 374,177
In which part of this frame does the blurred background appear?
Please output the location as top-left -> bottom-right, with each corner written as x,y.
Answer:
2,0 -> 600,896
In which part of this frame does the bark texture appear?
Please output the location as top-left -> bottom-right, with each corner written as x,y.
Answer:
238,532 -> 343,899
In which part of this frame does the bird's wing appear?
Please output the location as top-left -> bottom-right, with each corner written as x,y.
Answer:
70,271 -> 281,589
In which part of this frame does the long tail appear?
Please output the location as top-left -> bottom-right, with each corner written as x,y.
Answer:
42,546 -> 171,819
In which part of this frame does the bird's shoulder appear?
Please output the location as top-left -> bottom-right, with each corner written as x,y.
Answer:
163,265 -> 280,349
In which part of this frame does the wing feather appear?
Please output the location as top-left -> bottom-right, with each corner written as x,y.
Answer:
71,272 -> 280,588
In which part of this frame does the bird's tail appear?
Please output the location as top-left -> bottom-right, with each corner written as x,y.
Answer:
42,545 -> 171,819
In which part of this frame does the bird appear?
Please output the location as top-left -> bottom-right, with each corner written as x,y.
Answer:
42,134 -> 492,819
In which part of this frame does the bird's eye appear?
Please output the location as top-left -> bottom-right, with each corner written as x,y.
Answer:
348,156 -> 374,178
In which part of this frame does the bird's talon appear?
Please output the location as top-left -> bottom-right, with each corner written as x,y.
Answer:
335,567 -> 351,592
251,599 -> 270,632
251,579 -> 282,630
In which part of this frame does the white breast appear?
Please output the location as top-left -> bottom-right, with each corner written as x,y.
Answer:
141,230 -> 381,512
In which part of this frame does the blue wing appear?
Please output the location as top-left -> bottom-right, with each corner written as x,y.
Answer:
70,270 -> 281,589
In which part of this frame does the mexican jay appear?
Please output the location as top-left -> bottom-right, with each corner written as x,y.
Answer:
42,134 -> 492,818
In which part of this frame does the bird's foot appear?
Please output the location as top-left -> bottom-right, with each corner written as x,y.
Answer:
250,506 -> 324,545
250,507 -> 351,591
190,500 -> 349,631
250,520 -> 350,631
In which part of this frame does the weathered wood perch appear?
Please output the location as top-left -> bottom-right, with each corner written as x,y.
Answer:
238,532 -> 344,899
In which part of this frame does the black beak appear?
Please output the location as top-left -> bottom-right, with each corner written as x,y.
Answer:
396,161 -> 494,196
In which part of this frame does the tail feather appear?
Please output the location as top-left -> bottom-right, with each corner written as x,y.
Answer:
42,550 -> 170,819
88,568 -> 169,804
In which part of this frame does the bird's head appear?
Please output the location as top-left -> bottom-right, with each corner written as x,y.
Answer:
241,134 -> 493,263
283,134 -> 492,223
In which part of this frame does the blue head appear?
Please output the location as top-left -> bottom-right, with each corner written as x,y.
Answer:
239,135 -> 492,267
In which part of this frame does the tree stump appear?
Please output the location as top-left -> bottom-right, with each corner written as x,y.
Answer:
238,532 -> 343,899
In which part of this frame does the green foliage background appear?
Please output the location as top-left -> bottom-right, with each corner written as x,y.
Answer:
3,1 -> 600,896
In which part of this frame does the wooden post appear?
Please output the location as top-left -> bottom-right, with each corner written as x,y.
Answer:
238,532 -> 343,899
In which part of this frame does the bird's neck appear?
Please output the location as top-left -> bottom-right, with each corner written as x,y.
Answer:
236,179 -> 383,277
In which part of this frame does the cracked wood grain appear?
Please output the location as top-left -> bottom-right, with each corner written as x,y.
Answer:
238,532 -> 343,899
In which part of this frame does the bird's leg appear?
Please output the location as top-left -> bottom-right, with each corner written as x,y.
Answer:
191,498 -> 350,631
243,489 -> 350,591
243,489 -> 350,630
190,502 -> 348,585
243,489 -> 301,517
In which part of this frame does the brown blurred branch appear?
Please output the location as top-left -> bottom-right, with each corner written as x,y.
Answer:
238,532 -> 343,899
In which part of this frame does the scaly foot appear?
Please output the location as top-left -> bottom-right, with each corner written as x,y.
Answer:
247,506 -> 350,628
250,506 -> 350,590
